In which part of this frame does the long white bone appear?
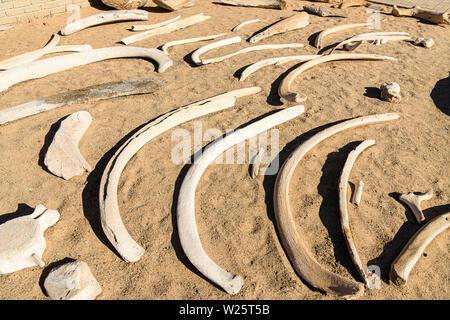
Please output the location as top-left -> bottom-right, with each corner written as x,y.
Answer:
399,191 -> 433,223
191,36 -> 241,66
0,25 -> 12,31
330,32 -> 410,53
131,16 -> 181,31
216,0 -> 287,9
232,19 -> 263,32
160,33 -> 228,54
274,113 -> 399,296
303,5 -> 347,18
314,23 -> 370,49
177,105 -> 305,294
0,47 -> 172,93
99,87 -> 261,262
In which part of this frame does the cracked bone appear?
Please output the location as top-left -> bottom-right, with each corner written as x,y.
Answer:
248,12 -> 309,43
215,0 -> 287,9
302,5 -> 347,18
0,205 -> 60,274
44,111 -> 92,180
191,36 -> 242,66
414,37 -> 434,48
131,16 -> 181,31
101,0 -> 147,9
152,0 -> 193,10
353,180 -> 364,206
278,53 -> 396,103
399,191 -> 433,223
177,105 -> 305,294
120,13 -> 211,45
99,87 -> 261,262
330,32 -> 411,53
232,19 -> 263,32
392,5 -> 450,25
314,22 -> 370,49
44,260 -> 102,300
160,33 -> 228,54
60,10 -> 149,35
390,211 -> 449,286
0,47 -> 172,93
380,82 -> 401,103
274,112 -> 399,296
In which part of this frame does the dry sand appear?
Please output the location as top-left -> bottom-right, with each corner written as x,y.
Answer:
0,0 -> 448,300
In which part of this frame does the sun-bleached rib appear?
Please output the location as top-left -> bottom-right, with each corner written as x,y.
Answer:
160,33 -> 228,54
131,15 -> 181,31
191,36 -> 242,66
232,19 -> 263,32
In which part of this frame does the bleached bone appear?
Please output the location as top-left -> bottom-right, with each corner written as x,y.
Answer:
152,0 -> 193,10
380,82 -> 401,103
0,204 -> 60,274
191,36 -> 242,66
120,13 -> 211,45
99,87 -> 261,262
390,211 -> 449,285
160,33 -> 228,54
0,78 -> 164,126
353,180 -> 364,206
273,112 -> 399,296
46,45 -> 93,53
178,105 -> 305,294
0,25 -> 12,31
399,191 -> 433,223
303,5 -> 347,18
330,32 -> 411,53
0,47 -> 172,93
44,111 -> 92,180
202,43 -> 304,65
239,55 -> 321,81
392,5 -> 450,25
232,19 -> 263,32
215,0 -> 287,9
131,16 -> 180,31
278,53 -> 396,103
250,147 -> 264,178
339,0 -> 368,8
248,12 -> 309,43
414,37 -> 434,48
101,0 -> 147,10
339,140 -> 375,288
314,22 -> 370,49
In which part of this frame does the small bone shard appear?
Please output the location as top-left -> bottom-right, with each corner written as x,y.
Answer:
0,25 -> 12,31
44,260 -> 102,300
380,82 -> 401,103
0,204 -> 60,274
101,0 -> 147,10
314,22 -> 370,49
392,5 -> 450,25
248,12 -> 309,43
339,0 -> 368,9
353,180 -> 364,206
160,33 -> 228,54
152,0 -> 194,11
414,37 -> 435,48
191,36 -> 242,66
250,147 -> 264,178
399,191 -> 433,223
232,19 -> 263,32
44,111 -> 92,180
131,16 -> 181,31
215,0 -> 287,9
302,5 -> 347,17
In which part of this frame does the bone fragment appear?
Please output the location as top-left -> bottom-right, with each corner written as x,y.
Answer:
392,5 -> 450,25
215,0 -> 287,9
339,0 -> 368,8
303,5 -> 347,18
191,36 -> 242,66
330,32 -> 411,53
101,0 -> 147,10
131,16 -> 181,31
399,191 -> 433,223
250,147 -> 264,178
380,81 -> 401,103
160,33 -> 228,54
353,180 -> 364,206
414,37 -> 434,48
152,0 -> 193,10
0,25 -> 12,31
314,22 -> 370,49
232,19 -> 263,32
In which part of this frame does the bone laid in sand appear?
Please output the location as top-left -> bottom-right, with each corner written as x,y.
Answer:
390,211 -> 450,286
232,19 -> 263,32
399,191 -> 433,223
339,0 -> 368,8
0,25 -> 12,31
99,87 -> 261,263
330,32 -> 411,53
131,16 -> 181,31
101,0 -> 147,10
60,10 -> 149,36
392,5 -> 450,25
353,180 -> 364,206
0,47 -> 172,93
202,43 -> 304,65
191,36 -> 242,66
278,53 -> 396,103
414,37 -> 434,48
0,205 -> 60,274
380,82 -> 401,103
248,12 -> 309,43
152,0 -> 193,11
177,105 -> 304,294
314,22 -> 370,49
120,13 -> 211,45
239,55 -> 321,81
303,5 -> 347,18
215,0 -> 287,9
44,111 -> 92,180
274,112 -> 399,296
160,33 -> 228,54
250,147 -> 264,178
339,140 -> 375,288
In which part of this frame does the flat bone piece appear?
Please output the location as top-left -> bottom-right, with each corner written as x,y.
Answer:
274,113 -> 399,296
303,5 -> 347,18
215,0 -> 287,9
232,19 -> 263,32
160,33 -> 228,54
152,0 -> 193,10
248,12 -> 309,43
330,32 -> 411,53
390,211 -> 450,286
177,105 -> 305,294
0,205 -> 60,274
131,16 -> 181,31
100,0 -> 147,10
414,37 -> 434,48
339,0 -> 368,9
60,10 -> 149,35
399,191 -> 433,223
191,36 -> 242,66
99,87 -> 261,262
392,5 -> 450,25
380,82 -> 401,103
314,22 -> 370,49
44,111 -> 92,180
0,47 -> 172,93
353,180 -> 364,206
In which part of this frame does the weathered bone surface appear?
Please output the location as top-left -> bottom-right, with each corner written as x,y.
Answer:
0,25 -> 12,31
99,87 -> 261,262
392,5 -> 450,25
191,36 -> 242,66
399,191 -> 433,223
303,5 -> 347,17
0,47 -> 172,93
101,0 -> 147,9
44,260 -> 102,300
274,112 -> 399,296
121,13 -> 211,45
248,12 -> 309,43
152,0 -> 193,10
215,0 -> 287,9
131,16 -> 181,31
178,105 -> 304,294
330,32 -> 411,53
160,33 -> 228,54
60,10 -> 149,36
339,140 -> 375,288
44,111 -> 92,180
380,82 -> 401,103
232,19 -> 263,32
339,0 -> 368,8
0,78 -> 164,126
250,147 -> 264,179
414,37 -> 435,48
390,211 -> 449,286
278,53 -> 396,102
353,180 -> 364,206
0,205 -> 60,274
314,22 -> 370,49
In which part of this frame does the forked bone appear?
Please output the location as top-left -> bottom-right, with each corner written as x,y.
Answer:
160,33 -> 228,54
330,32 -> 411,53
314,22 -> 370,49
131,16 -> 180,31
353,180 -> 364,206
191,36 -> 242,66
273,113 -> 399,296
215,0 -> 287,9
303,5 -> 347,18
232,19 -> 263,32
380,82 -> 401,103
414,37 -> 434,48
399,191 -> 433,223
152,0 -> 193,11
392,5 -> 450,25
390,211 -> 449,286
44,111 -> 92,180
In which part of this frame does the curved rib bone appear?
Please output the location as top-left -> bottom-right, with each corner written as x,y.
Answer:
274,113 -> 399,296
303,5 -> 347,18
339,140 -> 375,288
232,19 -> 263,32
278,53 -> 396,103
99,87 -> 261,262
160,33 -> 228,54
216,0 -> 287,9
178,105 -> 305,294
314,23 -> 370,49
60,9 -> 149,35
0,47 -> 172,93
191,36 -> 241,66
131,15 -> 180,31
390,211 -> 449,286
399,191 -> 433,223
330,32 -> 410,53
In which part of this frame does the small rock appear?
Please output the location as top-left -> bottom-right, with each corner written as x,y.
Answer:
380,82 -> 401,103
414,37 -> 434,48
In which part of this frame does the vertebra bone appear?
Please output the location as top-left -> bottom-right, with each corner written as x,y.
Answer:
160,33 -> 228,54
380,81 -> 401,103
414,37 -> 434,48
399,191 -> 433,223
191,36 -> 242,66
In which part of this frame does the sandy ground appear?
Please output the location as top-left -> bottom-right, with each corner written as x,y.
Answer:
0,0 -> 448,300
